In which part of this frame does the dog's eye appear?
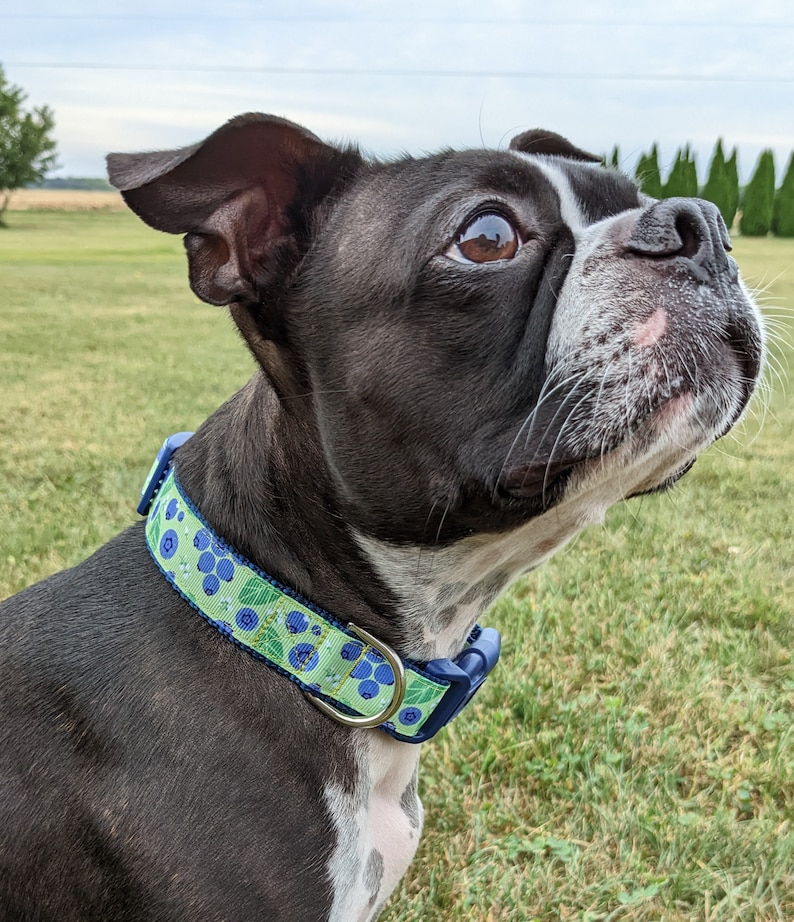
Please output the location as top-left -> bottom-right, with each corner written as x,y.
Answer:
451,212 -> 521,263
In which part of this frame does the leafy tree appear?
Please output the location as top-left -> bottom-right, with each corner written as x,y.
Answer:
0,65 -> 58,226
663,145 -> 698,199
772,152 -> 794,238
740,149 -> 776,236
634,144 -> 663,198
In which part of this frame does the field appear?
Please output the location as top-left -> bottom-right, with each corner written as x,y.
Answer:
6,188 -> 124,212
1,210 -> 793,921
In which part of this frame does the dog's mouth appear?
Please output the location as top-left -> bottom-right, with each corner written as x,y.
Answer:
496,305 -> 763,512
495,384 -> 706,508
498,458 -> 579,503
498,441 -> 696,508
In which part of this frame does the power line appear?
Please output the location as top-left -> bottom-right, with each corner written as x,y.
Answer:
2,14 -> 793,27
5,62 -> 794,83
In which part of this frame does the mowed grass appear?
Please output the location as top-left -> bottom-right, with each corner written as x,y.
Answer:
1,211 -> 793,921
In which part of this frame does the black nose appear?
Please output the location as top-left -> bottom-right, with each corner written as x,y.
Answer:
627,198 -> 737,282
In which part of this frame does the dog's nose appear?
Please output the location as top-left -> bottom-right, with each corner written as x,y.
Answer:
627,198 -> 737,282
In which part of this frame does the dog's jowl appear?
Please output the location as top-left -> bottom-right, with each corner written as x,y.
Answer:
0,115 -> 763,921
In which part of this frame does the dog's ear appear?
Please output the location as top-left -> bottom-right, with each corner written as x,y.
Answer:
509,129 -> 601,163
107,113 -> 361,307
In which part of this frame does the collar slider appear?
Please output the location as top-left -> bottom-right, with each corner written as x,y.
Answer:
137,431 -> 194,515
412,627 -> 502,742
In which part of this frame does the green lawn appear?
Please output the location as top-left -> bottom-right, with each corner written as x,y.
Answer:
1,212 -> 792,921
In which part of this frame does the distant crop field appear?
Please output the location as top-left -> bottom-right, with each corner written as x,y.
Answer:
1,211 -> 793,921
7,188 -> 124,212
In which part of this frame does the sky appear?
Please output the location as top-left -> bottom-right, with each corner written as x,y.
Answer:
3,0 -> 793,183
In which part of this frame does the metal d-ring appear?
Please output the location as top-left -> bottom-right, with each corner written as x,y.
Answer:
306,623 -> 407,729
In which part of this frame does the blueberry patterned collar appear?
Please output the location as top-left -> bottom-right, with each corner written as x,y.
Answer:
138,434 -> 501,744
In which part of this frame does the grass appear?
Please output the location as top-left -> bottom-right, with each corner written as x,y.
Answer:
2,211 -> 793,920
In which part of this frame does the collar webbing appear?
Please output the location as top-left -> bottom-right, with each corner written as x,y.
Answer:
141,435 -> 500,744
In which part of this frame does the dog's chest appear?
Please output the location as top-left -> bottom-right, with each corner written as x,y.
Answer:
325,734 -> 423,921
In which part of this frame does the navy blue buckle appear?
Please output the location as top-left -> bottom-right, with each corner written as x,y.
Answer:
408,626 -> 501,743
137,432 -> 194,515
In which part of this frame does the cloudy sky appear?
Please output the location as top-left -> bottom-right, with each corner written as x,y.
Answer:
3,0 -> 793,183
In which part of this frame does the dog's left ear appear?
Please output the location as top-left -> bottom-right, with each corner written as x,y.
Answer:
509,129 -> 600,163
107,113 -> 361,307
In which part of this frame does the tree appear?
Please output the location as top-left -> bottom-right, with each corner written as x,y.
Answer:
724,148 -> 740,229
740,149 -> 776,237
634,144 -> 663,198
0,65 -> 58,226
701,139 -> 734,227
663,145 -> 698,199
772,152 -> 794,238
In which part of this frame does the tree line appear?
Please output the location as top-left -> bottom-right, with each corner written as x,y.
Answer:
3,62 -> 794,236
609,141 -> 794,237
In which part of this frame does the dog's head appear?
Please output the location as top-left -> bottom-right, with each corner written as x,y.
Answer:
108,114 -> 763,604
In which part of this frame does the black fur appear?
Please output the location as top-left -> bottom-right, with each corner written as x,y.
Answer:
0,113 -> 762,921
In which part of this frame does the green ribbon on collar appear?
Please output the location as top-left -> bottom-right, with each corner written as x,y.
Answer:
144,469 -> 452,741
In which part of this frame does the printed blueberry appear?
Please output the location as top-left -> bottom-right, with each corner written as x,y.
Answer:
288,642 -> 319,672
374,663 -> 395,686
366,649 -> 385,665
177,512 -> 185,522
216,558 -> 235,582
286,610 -> 309,634
235,607 -> 259,632
350,660 -> 372,680
203,574 -> 220,596
197,551 -> 215,574
194,530 -> 211,551
341,642 -> 363,661
160,529 -> 179,560
165,498 -> 178,520
311,625 -> 322,636
399,707 -> 422,725
358,679 -> 380,700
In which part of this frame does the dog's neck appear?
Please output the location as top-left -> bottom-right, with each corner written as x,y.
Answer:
172,373 -> 455,658
172,371 -> 609,663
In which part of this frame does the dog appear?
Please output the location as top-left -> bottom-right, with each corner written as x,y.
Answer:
0,113 -> 763,921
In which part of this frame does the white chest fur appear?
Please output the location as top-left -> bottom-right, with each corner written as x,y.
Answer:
325,732 -> 423,921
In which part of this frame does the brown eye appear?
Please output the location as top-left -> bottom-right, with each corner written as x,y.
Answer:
453,212 -> 520,263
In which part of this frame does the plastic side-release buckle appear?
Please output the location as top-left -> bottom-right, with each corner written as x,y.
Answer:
137,432 -> 194,515
411,626 -> 501,743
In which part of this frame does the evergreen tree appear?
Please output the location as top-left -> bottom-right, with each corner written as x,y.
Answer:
740,149 -> 776,236
701,139 -> 731,222
683,146 -> 698,197
634,144 -> 662,198
723,148 -> 740,229
772,152 -> 794,237
663,145 -> 698,199
700,138 -> 728,203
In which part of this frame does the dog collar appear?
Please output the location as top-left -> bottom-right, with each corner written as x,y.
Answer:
138,434 -> 501,744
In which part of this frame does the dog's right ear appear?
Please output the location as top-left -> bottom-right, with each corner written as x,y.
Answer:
106,113 -> 362,308
509,129 -> 600,163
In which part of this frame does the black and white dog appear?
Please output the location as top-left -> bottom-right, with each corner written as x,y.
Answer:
0,114 -> 763,921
